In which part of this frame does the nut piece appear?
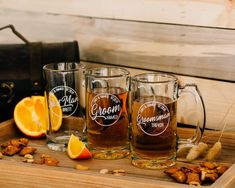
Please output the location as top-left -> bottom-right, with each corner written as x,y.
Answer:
164,167 -> 180,175
171,171 -> 186,183
19,147 -> 37,156
204,172 -> 219,183
10,139 -> 25,148
99,169 -> 109,174
75,164 -> 89,170
216,165 -> 229,175
18,138 -> 29,147
1,141 -> 11,148
201,161 -> 217,170
2,145 -> 21,156
44,157 -> 59,166
1,138 -> 29,149
38,154 -> 60,166
186,172 -> 201,186
24,154 -> 34,159
112,169 -> 126,176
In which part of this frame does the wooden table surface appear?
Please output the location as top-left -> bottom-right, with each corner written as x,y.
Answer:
0,119 -> 235,188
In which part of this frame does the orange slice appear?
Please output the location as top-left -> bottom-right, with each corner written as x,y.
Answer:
14,95 -> 62,138
48,92 -> 62,131
67,134 -> 92,159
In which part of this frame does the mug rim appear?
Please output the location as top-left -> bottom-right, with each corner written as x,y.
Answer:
132,72 -> 178,84
43,62 -> 85,72
85,66 -> 130,78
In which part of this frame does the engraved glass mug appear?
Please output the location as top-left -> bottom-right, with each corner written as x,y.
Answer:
130,72 -> 206,169
43,62 -> 85,151
85,67 -> 130,159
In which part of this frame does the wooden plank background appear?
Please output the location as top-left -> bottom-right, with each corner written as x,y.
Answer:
0,0 -> 235,131
0,0 -> 235,28
1,3 -> 235,81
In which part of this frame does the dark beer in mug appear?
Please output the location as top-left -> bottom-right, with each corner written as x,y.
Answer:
86,67 -> 130,159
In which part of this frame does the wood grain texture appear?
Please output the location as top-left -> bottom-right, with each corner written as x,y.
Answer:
0,161 -> 189,188
0,119 -> 18,140
1,0 -> 235,28
1,9 -> 235,81
0,120 -> 234,188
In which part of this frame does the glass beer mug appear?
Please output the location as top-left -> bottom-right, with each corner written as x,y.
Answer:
130,72 -> 205,169
43,62 -> 86,151
85,67 -> 130,159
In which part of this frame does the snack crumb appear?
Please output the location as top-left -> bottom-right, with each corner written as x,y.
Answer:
75,164 -> 89,170
112,169 -> 126,176
99,168 -> 109,174
26,158 -> 34,163
44,156 -> 59,166
24,154 -> 33,159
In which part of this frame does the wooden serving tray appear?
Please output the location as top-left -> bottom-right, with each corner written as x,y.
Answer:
0,119 -> 234,188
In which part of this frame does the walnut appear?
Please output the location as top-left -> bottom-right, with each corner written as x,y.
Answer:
19,147 -> 37,156
1,145 -> 21,156
18,138 -> 29,147
1,138 -> 29,155
10,139 -> 26,148
1,138 -> 29,147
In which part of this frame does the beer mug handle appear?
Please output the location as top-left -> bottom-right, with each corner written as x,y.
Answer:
177,84 -> 206,146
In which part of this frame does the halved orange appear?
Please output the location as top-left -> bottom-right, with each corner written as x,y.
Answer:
14,96 -> 62,138
67,134 -> 92,159
14,96 -> 47,138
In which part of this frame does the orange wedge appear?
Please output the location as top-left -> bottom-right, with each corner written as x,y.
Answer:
67,134 -> 92,159
14,95 -> 62,138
